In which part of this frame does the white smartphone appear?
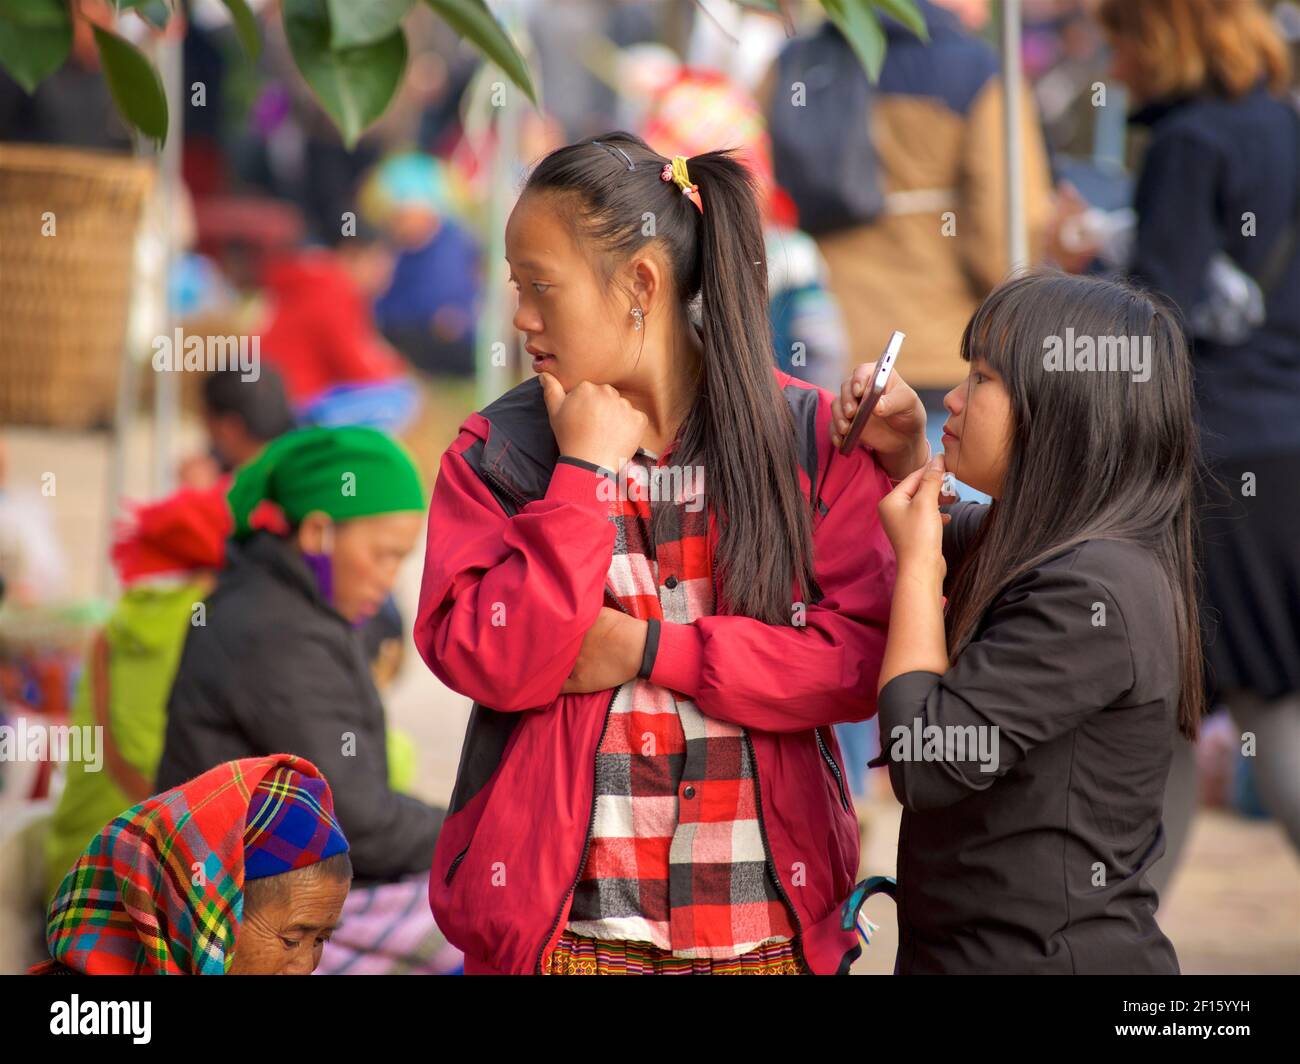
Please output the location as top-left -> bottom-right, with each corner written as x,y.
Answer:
838,330 -> 905,457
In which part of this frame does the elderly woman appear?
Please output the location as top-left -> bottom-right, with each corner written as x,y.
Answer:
157,426 -> 460,974
32,755 -> 351,975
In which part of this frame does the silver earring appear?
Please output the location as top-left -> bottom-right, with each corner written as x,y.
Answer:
631,307 -> 644,331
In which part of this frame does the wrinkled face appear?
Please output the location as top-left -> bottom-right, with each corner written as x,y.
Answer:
505,191 -> 637,390
229,873 -> 349,975
941,357 -> 1014,498
298,511 -> 424,623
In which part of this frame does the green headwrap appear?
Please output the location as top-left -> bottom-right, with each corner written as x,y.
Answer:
228,426 -> 425,538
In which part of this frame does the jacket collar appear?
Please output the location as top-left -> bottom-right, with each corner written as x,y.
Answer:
1127,93 -> 1195,128
475,376 -> 562,507
1128,80 -> 1272,127
230,531 -> 349,625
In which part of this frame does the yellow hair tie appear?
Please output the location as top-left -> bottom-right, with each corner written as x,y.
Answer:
660,155 -> 703,213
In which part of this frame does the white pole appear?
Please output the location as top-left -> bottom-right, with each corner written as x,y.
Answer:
1001,0 -> 1028,273
152,36 -> 185,494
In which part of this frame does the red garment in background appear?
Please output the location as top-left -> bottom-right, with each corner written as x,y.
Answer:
112,481 -> 286,585
257,251 -> 405,406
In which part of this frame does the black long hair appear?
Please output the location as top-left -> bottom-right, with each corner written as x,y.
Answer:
946,270 -> 1205,737
524,132 -> 815,625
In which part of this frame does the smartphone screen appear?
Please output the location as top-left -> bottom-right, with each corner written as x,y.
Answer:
838,331 -> 905,457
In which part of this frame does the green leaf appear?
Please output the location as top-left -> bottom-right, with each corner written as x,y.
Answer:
822,0 -> 886,82
327,0 -> 414,49
0,0 -> 72,93
0,0 -> 71,23
283,0 -> 408,149
872,0 -> 929,41
220,0 -> 261,59
92,24 -> 168,142
424,0 -> 535,106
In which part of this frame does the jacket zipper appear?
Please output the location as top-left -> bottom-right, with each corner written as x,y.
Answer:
482,464 -> 529,512
444,844 -> 470,885
534,685 -> 620,974
815,726 -> 853,814
743,731 -> 808,971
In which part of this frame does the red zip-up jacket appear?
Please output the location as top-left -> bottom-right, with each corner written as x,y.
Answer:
415,369 -> 896,974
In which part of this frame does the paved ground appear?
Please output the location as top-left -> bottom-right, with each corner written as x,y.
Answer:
7,388 -> 1298,975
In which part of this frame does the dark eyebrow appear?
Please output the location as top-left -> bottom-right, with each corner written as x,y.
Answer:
284,921 -> 339,935
505,257 -> 548,273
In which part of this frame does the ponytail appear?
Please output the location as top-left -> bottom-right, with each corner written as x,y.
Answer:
681,151 -> 817,622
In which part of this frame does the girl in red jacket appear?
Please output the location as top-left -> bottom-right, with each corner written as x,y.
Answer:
415,132 -> 929,975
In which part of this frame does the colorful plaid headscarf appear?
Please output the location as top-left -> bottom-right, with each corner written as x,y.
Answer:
243,767 -> 348,880
32,755 -> 349,975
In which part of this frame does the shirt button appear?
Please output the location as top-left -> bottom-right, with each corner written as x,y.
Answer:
664,575 -> 679,589
683,785 -> 696,800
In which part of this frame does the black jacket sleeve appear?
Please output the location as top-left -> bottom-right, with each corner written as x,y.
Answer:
873,556 -> 1136,812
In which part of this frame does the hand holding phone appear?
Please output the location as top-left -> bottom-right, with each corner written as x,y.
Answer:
838,331 -> 905,457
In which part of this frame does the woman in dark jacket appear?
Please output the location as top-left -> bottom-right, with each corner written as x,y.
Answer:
834,272 -> 1203,973
158,427 -> 457,973
1097,0 -> 1300,863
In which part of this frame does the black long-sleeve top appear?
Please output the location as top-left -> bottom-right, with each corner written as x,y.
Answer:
872,502 -> 1181,974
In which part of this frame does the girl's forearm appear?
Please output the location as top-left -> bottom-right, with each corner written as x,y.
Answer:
879,559 -> 949,692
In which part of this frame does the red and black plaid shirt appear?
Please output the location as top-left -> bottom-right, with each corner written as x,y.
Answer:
565,443 -> 798,959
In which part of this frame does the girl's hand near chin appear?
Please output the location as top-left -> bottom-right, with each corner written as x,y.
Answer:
879,455 -> 949,587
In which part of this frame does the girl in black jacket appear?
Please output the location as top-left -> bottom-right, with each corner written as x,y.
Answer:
834,271 -> 1203,973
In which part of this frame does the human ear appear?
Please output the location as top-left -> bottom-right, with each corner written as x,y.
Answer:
630,255 -> 665,319
296,511 -> 333,555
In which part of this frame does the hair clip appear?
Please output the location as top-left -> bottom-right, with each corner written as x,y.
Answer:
661,155 -> 703,214
591,139 -> 635,171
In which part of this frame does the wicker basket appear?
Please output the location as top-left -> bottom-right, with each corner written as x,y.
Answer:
0,144 -> 154,430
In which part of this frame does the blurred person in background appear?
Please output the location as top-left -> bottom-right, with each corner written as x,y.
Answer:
156,426 -> 458,973
760,0 -> 1055,484
256,222 -> 422,434
360,152 -> 482,378
178,366 -> 296,491
1084,0 -> 1300,883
